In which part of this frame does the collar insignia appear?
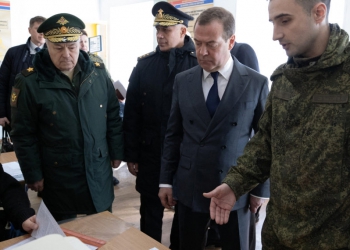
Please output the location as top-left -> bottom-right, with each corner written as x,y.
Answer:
94,62 -> 101,67
11,92 -> 17,103
27,67 -> 34,72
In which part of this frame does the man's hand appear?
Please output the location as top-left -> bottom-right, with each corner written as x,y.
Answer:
249,196 -> 264,213
27,179 -> 44,192
127,162 -> 138,176
203,183 -> 236,225
158,187 -> 176,209
0,117 -> 9,127
22,215 -> 38,233
111,160 -> 122,169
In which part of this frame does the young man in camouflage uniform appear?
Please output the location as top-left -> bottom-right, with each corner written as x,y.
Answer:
204,0 -> 350,249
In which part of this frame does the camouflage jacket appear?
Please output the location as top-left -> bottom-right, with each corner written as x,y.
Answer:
223,24 -> 350,249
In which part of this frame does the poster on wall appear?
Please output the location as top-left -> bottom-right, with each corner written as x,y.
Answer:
0,1 -> 11,66
168,0 -> 214,37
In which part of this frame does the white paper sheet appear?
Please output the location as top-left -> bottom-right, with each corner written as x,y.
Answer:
5,201 -> 97,250
113,80 -> 127,98
2,161 -> 24,181
4,237 -> 36,250
31,201 -> 66,238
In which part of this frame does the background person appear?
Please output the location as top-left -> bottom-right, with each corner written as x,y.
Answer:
0,16 -> 46,128
123,1 -> 198,244
0,163 -> 38,241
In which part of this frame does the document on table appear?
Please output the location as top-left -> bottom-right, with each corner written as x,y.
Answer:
31,201 -> 66,238
4,201 -> 97,250
2,161 -> 24,181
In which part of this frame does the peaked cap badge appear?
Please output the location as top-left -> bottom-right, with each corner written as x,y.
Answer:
57,16 -> 69,26
157,9 -> 164,18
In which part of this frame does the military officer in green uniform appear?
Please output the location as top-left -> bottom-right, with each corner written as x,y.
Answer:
10,13 -> 123,221
204,0 -> 350,249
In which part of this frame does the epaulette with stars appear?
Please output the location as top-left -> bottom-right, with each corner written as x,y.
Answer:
189,51 -> 196,58
137,50 -> 156,61
21,67 -> 36,77
93,61 -> 105,69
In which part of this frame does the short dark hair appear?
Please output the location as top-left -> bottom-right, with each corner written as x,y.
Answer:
295,0 -> 331,18
194,7 -> 235,40
29,16 -> 46,27
81,29 -> 88,36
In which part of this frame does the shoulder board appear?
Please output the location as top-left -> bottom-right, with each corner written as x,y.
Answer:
89,53 -> 104,63
138,50 -> 156,61
190,51 -> 197,58
93,62 -> 105,69
21,67 -> 36,77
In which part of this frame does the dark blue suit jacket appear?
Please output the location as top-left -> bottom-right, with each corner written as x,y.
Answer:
160,57 -> 270,213
231,42 -> 260,72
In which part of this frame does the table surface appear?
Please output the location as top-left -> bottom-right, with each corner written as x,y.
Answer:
0,154 -> 170,250
0,151 -> 17,164
0,211 -> 169,249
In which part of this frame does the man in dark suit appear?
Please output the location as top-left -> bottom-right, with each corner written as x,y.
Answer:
159,7 -> 270,250
123,1 -> 197,244
231,42 -> 260,72
206,41 -> 265,248
0,16 -> 46,128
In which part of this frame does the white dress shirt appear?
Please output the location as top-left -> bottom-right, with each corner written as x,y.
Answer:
202,56 -> 234,101
29,41 -> 44,54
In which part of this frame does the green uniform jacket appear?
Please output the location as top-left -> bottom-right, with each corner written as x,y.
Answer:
223,24 -> 350,249
10,49 -> 123,215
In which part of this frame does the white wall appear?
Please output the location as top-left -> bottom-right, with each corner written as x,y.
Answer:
109,1 -> 154,85
344,0 -> 350,34
101,0 -> 238,87
10,0 -> 100,46
234,0 -> 346,82
9,0 -> 350,86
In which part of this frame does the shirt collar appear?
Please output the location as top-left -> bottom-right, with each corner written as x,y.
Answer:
203,56 -> 234,80
30,40 -> 44,50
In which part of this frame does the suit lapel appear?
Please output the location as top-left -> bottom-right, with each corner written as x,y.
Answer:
188,66 -> 212,126
203,57 -> 249,138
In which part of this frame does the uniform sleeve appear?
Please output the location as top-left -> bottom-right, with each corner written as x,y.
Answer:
10,74 -> 43,183
105,73 -> 124,160
0,165 -> 35,230
123,66 -> 142,162
160,75 -> 183,185
223,81 -> 273,199
248,76 -> 270,198
0,49 -> 13,118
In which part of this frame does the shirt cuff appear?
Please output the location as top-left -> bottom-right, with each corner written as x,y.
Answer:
159,184 -> 172,188
250,194 -> 270,199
